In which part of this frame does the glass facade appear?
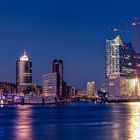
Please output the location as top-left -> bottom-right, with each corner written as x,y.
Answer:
16,52 -> 32,93
16,61 -> 32,85
106,35 -> 135,79
43,73 -> 58,97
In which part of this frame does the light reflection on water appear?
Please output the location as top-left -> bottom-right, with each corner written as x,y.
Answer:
14,105 -> 33,140
1,102 -> 140,140
111,102 -> 140,140
128,103 -> 140,140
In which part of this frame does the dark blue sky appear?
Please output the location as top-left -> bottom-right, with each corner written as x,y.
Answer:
0,0 -> 139,89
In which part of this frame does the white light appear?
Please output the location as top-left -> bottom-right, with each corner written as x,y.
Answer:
132,22 -> 136,26
0,100 -> 3,104
113,28 -> 118,32
20,51 -> 29,61
131,78 -> 138,87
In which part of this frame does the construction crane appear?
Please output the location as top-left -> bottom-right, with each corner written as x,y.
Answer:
124,18 -> 140,80
109,18 -> 140,97
109,18 -> 140,79
108,27 -> 129,34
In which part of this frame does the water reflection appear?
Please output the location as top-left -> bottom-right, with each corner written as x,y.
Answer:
1,103 -> 140,140
0,105 -> 3,108
111,104 -> 122,140
110,103 -> 140,140
14,105 -> 33,140
128,103 -> 140,140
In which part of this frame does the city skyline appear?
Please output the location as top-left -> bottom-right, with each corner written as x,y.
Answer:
1,1 -> 140,140
0,0 -> 140,89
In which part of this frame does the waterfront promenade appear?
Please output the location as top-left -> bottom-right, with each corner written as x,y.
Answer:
2,95 -> 140,105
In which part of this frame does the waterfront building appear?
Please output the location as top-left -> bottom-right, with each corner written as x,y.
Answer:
106,35 -> 135,79
106,77 -> 140,97
0,82 -> 16,95
27,84 -> 43,96
76,89 -> 87,97
52,60 -> 63,97
43,73 -> 58,97
106,35 -> 140,97
62,81 -> 76,98
98,86 -> 107,98
66,85 -> 75,97
16,51 -> 32,94
87,81 -> 96,97
62,81 -> 69,97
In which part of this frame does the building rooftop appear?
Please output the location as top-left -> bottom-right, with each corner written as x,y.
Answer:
107,35 -> 125,46
20,51 -> 29,61
113,35 -> 124,45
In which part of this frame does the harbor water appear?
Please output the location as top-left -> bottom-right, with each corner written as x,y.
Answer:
0,102 -> 140,140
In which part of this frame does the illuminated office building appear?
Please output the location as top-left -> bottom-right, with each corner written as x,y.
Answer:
87,81 -> 96,97
16,51 -> 32,94
106,35 -> 135,79
43,73 -> 58,97
105,35 -> 138,97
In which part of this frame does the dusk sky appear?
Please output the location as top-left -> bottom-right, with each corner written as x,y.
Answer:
0,0 -> 140,89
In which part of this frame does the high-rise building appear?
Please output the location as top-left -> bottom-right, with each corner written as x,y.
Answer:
106,35 -> 135,79
87,81 -> 96,97
43,73 -> 58,97
105,35 -> 140,97
16,51 -> 32,94
52,60 -> 63,97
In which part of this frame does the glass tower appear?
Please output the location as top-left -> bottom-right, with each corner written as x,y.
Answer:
106,35 -> 135,79
16,51 -> 32,94
43,73 -> 58,97
105,35 -> 137,97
